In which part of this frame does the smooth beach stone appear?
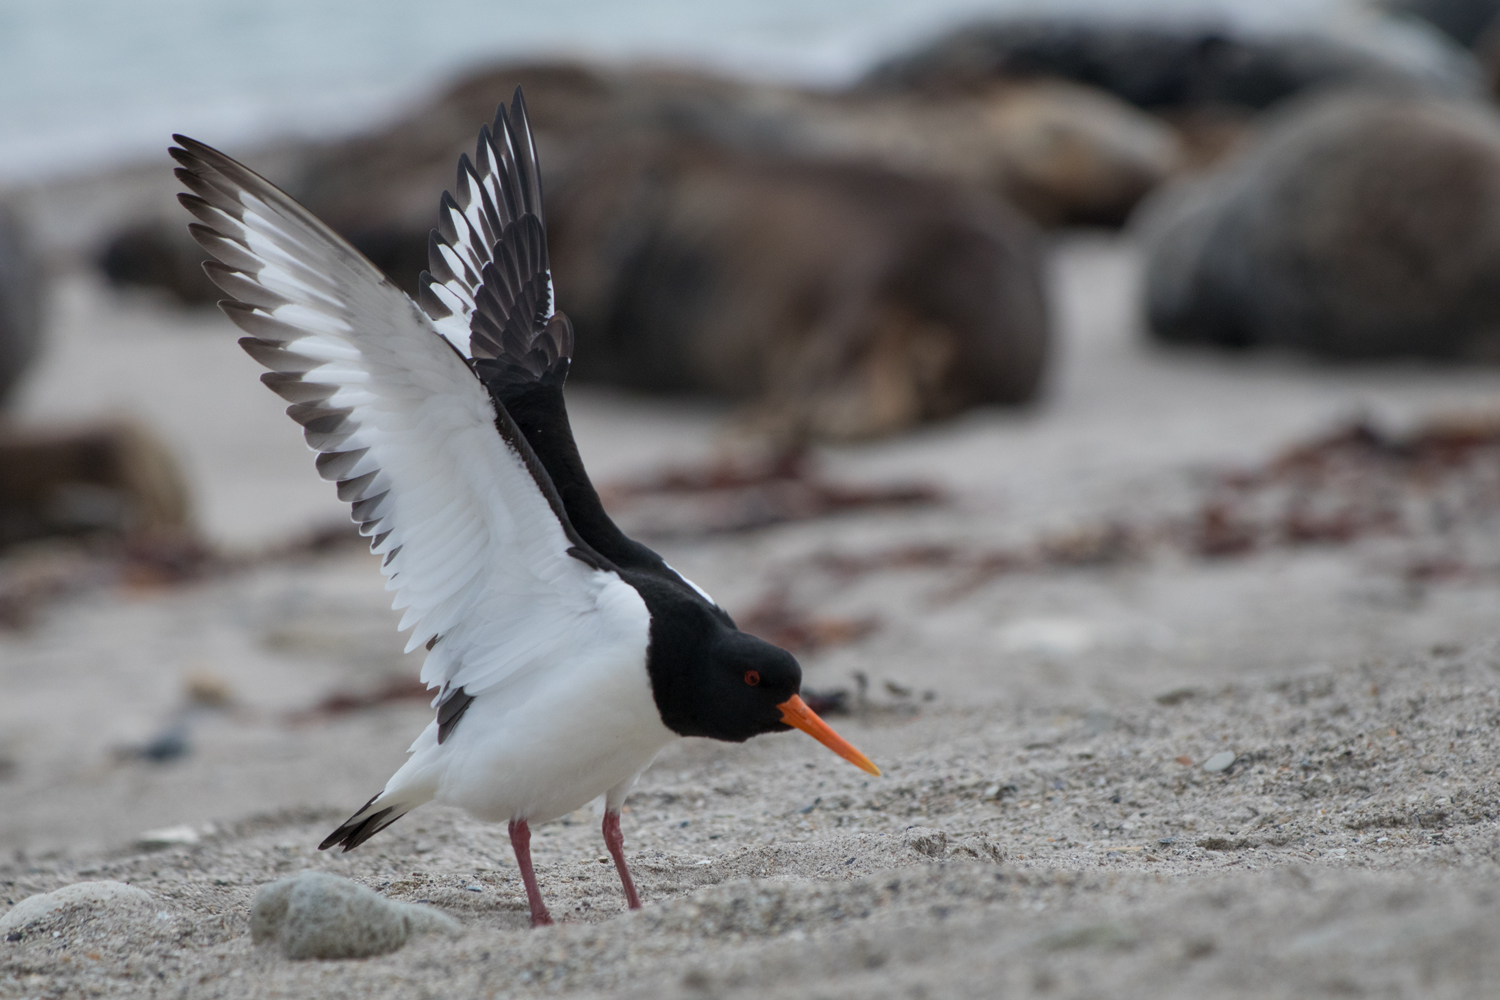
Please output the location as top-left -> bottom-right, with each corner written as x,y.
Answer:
1202,751 -> 1237,773
0,881 -> 154,935
1137,91 -> 1500,359
250,872 -> 461,960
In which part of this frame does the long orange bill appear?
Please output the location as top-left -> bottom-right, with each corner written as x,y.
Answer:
777,695 -> 881,776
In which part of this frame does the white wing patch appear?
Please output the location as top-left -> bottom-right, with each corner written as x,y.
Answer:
663,561 -> 718,607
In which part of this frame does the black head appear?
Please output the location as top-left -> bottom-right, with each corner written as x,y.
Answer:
636,574 -> 880,774
689,627 -> 803,742
647,598 -> 802,742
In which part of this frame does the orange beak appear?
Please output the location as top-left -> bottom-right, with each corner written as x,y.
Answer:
777,695 -> 881,776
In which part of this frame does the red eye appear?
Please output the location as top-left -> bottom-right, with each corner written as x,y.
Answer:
744,670 -> 760,686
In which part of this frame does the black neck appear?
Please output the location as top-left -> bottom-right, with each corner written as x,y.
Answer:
493,374 -> 662,571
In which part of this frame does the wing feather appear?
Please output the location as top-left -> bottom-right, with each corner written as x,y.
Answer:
417,88 -> 571,396
172,133 -> 645,707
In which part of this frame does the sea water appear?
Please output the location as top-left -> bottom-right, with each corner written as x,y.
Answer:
0,0 -> 1435,183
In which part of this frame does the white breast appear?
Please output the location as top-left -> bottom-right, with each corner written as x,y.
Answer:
384,579 -> 676,826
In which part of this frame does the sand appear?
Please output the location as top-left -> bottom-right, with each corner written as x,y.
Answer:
3,234 -> 1500,997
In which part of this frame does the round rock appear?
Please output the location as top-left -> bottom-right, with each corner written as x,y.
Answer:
250,871 -> 461,960
0,881 -> 155,935
1137,91 -> 1500,359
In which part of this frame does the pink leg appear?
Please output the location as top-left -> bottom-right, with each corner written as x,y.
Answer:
602,810 -> 642,910
508,819 -> 553,927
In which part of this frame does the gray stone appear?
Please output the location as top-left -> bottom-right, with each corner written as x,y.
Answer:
136,824 -> 200,849
1202,751 -> 1237,773
250,872 -> 461,960
1137,91 -> 1500,359
860,19 -> 1477,110
0,881 -> 154,934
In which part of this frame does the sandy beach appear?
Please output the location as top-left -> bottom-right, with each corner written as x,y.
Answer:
4,233 -> 1500,997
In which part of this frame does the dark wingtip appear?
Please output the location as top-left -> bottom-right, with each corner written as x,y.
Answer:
318,793 -> 398,852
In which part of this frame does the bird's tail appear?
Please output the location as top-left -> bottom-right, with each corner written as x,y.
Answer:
318,790 -> 424,852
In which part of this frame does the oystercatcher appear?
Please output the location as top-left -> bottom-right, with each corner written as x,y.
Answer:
172,89 -> 879,928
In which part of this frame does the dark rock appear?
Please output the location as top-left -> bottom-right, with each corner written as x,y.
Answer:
0,203 -> 44,408
860,19 -> 1472,111
547,139 -> 1048,440
98,220 -> 219,305
788,79 -> 1182,227
0,419 -> 193,551
1392,0 -> 1500,49
287,62 -> 790,295
1136,91 -> 1500,359
105,62 -> 1053,439
287,61 -> 1176,256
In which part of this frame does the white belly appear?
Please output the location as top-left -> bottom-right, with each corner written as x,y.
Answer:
412,642 -> 677,825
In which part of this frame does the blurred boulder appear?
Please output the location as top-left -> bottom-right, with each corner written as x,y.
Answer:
787,80 -> 1182,227
96,62 -> 1058,439
1390,0 -> 1500,48
549,138 -> 1048,440
0,204 -> 44,408
1136,91 -> 1500,359
96,59 -> 1174,306
1386,1 -> 1500,101
98,220 -> 220,305
304,64 -> 1055,440
0,419 -> 192,551
860,19 -> 1474,110
291,62 -> 1179,246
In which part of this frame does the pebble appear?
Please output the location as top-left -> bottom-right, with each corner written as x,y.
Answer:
251,872 -> 461,960
183,669 -> 233,706
0,881 -> 154,935
137,825 -> 201,849
1202,751 -> 1236,773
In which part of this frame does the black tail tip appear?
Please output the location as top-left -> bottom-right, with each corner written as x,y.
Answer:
318,793 -> 398,853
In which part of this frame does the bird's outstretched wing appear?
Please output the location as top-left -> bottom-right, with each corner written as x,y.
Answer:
418,87 -> 572,399
409,89 -> 692,581
172,134 -> 645,738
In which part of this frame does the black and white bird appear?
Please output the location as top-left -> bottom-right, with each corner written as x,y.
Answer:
171,89 -> 879,927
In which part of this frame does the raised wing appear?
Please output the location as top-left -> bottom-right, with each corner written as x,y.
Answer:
418,87 -> 573,399
171,133 -> 643,733
410,89 -> 693,583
